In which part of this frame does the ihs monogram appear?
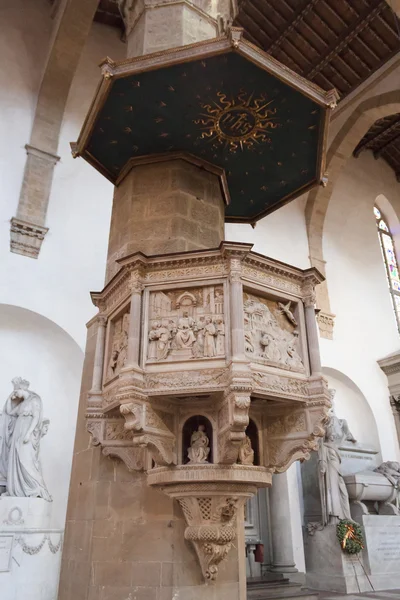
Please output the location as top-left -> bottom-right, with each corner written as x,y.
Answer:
194,90 -> 279,153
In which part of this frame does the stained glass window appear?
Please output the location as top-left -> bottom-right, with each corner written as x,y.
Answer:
374,206 -> 400,332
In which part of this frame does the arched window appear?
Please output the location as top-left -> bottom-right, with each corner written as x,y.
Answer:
374,205 -> 400,332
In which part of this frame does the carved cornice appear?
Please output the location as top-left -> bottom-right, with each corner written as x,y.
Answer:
316,311 -> 335,340
10,217 -> 49,259
378,351 -> 400,376
90,242 -> 324,314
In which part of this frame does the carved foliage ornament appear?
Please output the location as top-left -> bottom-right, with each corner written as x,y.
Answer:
178,495 -> 245,581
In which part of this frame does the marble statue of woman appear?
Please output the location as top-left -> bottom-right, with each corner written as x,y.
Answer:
318,393 -> 355,525
188,425 -> 210,464
0,377 -> 52,501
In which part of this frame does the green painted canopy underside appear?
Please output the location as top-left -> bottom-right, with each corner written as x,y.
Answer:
87,53 -> 323,221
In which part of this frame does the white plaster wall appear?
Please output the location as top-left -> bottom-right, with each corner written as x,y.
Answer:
0,304 -> 83,529
225,196 -> 311,269
0,1 -> 125,350
321,152 -> 400,462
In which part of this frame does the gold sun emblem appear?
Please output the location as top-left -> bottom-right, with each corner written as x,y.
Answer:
194,90 -> 279,153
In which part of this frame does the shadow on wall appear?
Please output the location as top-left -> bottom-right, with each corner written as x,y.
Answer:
0,304 -> 84,528
323,366 -> 381,457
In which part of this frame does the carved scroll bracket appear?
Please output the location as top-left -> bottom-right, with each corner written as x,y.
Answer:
120,400 -> 176,466
218,377 -> 252,464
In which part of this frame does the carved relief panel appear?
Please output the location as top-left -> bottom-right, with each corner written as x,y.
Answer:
243,292 -> 305,373
105,309 -> 130,382
146,285 -> 225,362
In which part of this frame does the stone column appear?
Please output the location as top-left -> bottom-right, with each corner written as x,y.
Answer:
124,275 -> 143,370
269,472 -> 298,574
304,289 -> 322,375
88,315 -> 107,400
59,2 -> 237,600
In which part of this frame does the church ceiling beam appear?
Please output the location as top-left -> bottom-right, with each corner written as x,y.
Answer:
354,114 -> 400,156
267,0 -> 320,55
306,0 -> 387,79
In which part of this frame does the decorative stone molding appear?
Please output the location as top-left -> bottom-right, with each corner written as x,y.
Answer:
10,217 -> 49,259
316,310 -> 335,339
15,533 -> 63,555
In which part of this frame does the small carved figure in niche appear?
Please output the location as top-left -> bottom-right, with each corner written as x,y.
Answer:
318,394 -> 356,525
116,313 -> 129,371
148,321 -> 159,360
215,318 -> 225,356
0,378 -> 52,501
277,301 -> 298,327
203,316 -> 217,357
188,425 -> 210,464
374,461 -> 400,487
238,435 -> 254,465
175,312 -> 196,349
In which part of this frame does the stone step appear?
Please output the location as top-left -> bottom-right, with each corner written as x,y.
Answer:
247,582 -> 319,600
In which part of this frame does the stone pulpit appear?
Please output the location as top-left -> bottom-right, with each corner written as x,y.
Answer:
59,22 -> 337,600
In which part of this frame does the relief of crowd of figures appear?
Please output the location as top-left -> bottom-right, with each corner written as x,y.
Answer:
243,293 -> 305,373
147,286 -> 225,362
105,287 -> 305,379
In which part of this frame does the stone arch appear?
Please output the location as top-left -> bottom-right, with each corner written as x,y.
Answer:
305,91 -> 400,322
322,366 -> 381,456
0,303 -> 84,527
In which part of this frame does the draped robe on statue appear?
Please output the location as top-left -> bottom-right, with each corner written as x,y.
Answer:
1,388 -> 51,501
318,409 -> 355,525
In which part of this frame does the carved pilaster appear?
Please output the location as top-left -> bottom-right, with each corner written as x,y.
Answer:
88,315 -> 107,404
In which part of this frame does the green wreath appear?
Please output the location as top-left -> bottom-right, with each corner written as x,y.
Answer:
336,519 -> 364,554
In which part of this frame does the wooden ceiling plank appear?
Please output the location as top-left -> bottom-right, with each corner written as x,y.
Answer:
351,31 -> 382,62
275,45 -> 304,74
268,0 -> 321,53
236,18 -> 262,47
306,0 -> 387,78
236,12 -> 269,47
245,3 -> 280,39
321,61 -> 352,89
250,0 -> 282,33
319,0 -> 349,29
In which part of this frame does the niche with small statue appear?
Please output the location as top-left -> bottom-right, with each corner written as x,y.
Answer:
238,419 -> 259,466
182,416 -> 213,465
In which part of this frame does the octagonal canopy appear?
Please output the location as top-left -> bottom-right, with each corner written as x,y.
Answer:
73,28 -> 338,223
